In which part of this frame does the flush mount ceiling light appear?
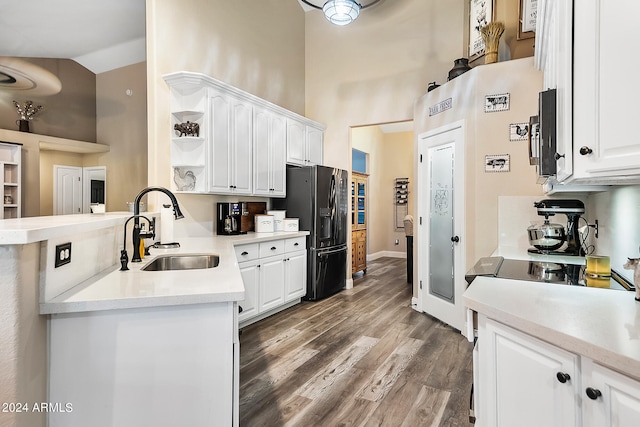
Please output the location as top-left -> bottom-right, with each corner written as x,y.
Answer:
0,57 -> 62,96
301,0 -> 384,26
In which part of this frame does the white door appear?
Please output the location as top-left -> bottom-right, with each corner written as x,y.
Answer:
54,165 -> 82,215
284,251 -> 307,301
417,121 -> 466,333
258,256 -> 285,313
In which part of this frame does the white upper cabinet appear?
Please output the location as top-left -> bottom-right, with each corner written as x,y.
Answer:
164,72 -> 324,195
572,0 -> 640,182
209,91 -> 253,195
536,0 -> 640,185
287,119 -> 324,166
253,108 -> 286,197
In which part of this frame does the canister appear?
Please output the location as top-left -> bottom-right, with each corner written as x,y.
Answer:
283,218 -> 299,232
267,210 -> 286,231
255,214 -> 275,233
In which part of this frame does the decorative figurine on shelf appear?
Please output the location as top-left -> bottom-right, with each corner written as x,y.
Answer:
622,257 -> 640,301
174,121 -> 200,137
13,100 -> 44,133
173,167 -> 196,191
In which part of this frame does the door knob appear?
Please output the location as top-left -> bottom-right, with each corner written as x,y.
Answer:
586,387 -> 602,400
579,146 -> 593,155
556,372 -> 571,383
451,236 -> 460,243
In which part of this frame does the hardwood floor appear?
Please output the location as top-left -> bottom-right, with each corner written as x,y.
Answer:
239,257 -> 473,427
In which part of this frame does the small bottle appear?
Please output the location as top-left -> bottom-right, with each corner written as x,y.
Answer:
139,224 -> 145,259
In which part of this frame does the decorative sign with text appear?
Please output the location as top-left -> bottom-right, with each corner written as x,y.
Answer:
429,98 -> 452,116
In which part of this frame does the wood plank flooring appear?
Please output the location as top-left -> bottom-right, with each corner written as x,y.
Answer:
239,257 -> 473,427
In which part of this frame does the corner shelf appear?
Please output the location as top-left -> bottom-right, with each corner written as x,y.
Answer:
0,142 -> 22,219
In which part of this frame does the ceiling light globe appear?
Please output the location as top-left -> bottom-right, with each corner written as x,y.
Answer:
322,0 -> 361,26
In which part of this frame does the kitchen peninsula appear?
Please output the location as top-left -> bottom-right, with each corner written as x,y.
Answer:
0,213 -> 308,427
464,278 -> 640,426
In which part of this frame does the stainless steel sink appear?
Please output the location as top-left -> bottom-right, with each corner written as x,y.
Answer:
141,254 -> 220,271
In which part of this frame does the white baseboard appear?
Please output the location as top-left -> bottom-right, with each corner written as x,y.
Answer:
411,297 -> 420,312
368,250 -> 406,261
345,278 -> 353,289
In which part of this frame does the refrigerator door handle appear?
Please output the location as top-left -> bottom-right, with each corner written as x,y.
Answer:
317,245 -> 347,255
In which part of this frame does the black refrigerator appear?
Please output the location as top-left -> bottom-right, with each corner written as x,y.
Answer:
275,165 -> 348,300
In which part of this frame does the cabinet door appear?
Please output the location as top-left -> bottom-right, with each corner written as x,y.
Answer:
209,92 -> 232,193
253,109 -> 286,197
238,260 -> 259,322
286,119 -> 306,166
284,251 -> 306,301
583,358 -> 640,427
231,100 -> 253,195
253,108 -> 272,195
306,126 -> 323,166
258,256 -> 285,313
478,317 -> 580,427
210,93 -> 252,194
572,1 -> 640,181
270,115 -> 287,196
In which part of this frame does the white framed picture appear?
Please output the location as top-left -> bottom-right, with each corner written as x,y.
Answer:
509,122 -> 529,141
484,93 -> 510,112
521,0 -> 537,33
469,0 -> 494,59
485,154 -> 510,172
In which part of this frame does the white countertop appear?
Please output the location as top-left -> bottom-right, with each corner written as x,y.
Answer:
40,231 -> 309,315
0,212 -> 137,244
464,276 -> 640,381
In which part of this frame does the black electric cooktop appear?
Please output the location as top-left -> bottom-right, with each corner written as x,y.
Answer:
465,257 -> 635,292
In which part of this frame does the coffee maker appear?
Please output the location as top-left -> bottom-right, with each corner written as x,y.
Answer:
217,202 -> 245,235
527,199 -> 585,256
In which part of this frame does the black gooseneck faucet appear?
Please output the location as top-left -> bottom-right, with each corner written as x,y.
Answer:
131,186 -> 184,263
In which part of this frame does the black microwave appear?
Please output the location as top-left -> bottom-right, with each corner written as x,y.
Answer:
532,88 -> 557,177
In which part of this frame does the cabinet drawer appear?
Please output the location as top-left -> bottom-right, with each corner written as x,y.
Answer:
234,243 -> 259,262
285,236 -> 306,252
259,240 -> 284,258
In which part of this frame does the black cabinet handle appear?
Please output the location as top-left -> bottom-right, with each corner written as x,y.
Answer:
294,242 -> 299,246
586,387 -> 602,400
451,236 -> 460,243
580,146 -> 593,155
271,246 -> 277,250
556,372 -> 571,383
241,251 -> 248,256
554,152 -> 565,161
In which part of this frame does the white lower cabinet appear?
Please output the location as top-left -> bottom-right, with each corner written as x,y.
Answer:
478,315 -> 640,427
48,303 -> 237,427
258,254 -> 285,312
237,236 -> 307,326
582,358 -> 640,427
284,251 -> 306,300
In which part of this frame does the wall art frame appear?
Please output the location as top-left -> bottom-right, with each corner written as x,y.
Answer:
485,154 -> 510,173
469,0 -> 495,61
518,0 -> 537,40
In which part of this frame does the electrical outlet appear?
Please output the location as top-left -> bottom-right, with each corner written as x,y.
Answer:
55,242 -> 72,268
395,239 -> 399,245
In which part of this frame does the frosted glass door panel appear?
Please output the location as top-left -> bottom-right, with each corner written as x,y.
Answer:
428,144 -> 454,302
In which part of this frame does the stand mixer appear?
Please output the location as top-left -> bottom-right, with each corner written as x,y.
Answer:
527,199 -> 586,256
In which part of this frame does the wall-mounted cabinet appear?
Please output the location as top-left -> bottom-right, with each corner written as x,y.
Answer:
286,119 -> 323,166
253,107 -> 286,197
0,142 -> 21,219
164,72 -> 325,196
536,0 -> 640,186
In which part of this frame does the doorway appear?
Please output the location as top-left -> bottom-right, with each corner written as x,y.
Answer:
350,121 -> 414,282
53,165 -> 107,215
